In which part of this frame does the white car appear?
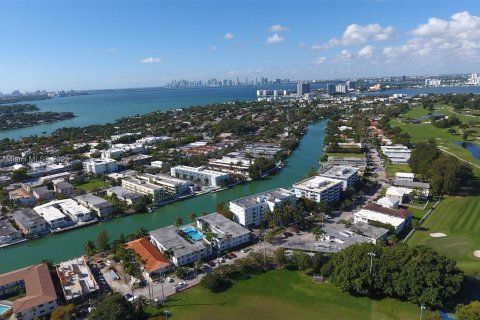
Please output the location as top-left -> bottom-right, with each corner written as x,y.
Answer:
167,277 -> 174,283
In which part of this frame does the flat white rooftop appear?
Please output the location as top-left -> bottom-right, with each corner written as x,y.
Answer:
172,165 -> 229,177
294,176 -> 342,193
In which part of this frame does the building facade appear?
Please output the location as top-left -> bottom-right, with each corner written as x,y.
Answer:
293,176 -> 343,203
170,166 -> 230,187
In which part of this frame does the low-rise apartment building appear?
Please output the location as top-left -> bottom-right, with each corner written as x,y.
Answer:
319,165 -> 359,190
0,264 -> 58,320
74,194 -> 113,217
353,203 -> 412,235
106,186 -> 143,205
196,213 -> 251,251
122,178 -> 166,205
150,226 -> 212,267
56,256 -> 99,302
83,158 -> 118,175
171,166 -> 230,187
12,208 -> 49,236
229,188 -> 296,228
293,176 -> 343,203
126,238 -> 172,277
138,173 -> 192,198
381,144 -> 411,164
0,219 -> 23,245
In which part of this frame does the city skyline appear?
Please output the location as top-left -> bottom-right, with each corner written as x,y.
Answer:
0,1 -> 479,91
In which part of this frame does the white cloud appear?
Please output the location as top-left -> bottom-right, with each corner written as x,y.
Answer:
358,45 -> 374,58
268,24 -> 289,32
224,32 -> 234,40
313,23 -> 395,50
313,57 -> 327,65
337,49 -> 352,60
141,57 -> 162,64
384,11 -> 480,61
266,33 -> 284,44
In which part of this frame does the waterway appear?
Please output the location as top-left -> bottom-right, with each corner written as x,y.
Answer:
3,85 -> 480,140
454,141 -> 480,160
0,121 -> 327,273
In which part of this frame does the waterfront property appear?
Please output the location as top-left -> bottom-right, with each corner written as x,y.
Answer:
150,226 -> 212,267
53,181 -> 74,195
229,188 -> 296,228
196,213 -> 252,251
319,165 -> 359,190
56,256 -> 98,302
293,176 -> 342,204
380,145 -> 411,164
32,186 -> 54,201
0,264 -> 58,320
105,186 -> 143,205
171,165 -> 230,187
74,193 -> 113,217
11,208 -> 49,236
122,177 -> 166,205
354,203 -> 412,235
125,238 -> 172,277
323,156 -> 367,172
8,188 -> 36,206
138,173 -> 193,198
33,202 -> 70,229
82,158 -> 118,175
0,219 -> 23,245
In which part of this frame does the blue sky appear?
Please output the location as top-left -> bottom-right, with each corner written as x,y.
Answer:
0,1 -> 479,91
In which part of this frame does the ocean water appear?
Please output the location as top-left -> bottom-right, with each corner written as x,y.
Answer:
1,84 -> 480,140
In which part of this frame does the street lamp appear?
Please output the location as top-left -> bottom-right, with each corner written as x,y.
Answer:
420,304 -> 426,320
367,252 -> 376,275
164,310 -> 170,320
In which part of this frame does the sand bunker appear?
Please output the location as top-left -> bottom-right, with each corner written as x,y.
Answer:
473,250 -> 480,258
429,233 -> 447,238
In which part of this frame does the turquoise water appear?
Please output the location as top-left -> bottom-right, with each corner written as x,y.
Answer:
0,304 -> 10,315
0,121 -> 327,273
3,85 -> 479,140
181,226 -> 204,241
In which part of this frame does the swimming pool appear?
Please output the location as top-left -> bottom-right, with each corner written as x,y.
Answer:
181,226 -> 204,241
0,304 -> 11,316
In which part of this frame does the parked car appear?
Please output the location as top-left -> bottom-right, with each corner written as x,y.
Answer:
228,252 -> 237,258
167,277 -> 174,283
241,248 -> 251,253
207,261 -> 216,267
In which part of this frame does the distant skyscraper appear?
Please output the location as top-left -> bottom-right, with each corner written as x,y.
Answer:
297,82 -> 310,95
326,83 -> 336,95
346,80 -> 356,91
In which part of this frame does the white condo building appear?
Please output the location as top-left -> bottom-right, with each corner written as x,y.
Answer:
122,178 -> 166,205
196,213 -> 251,251
229,188 -> 296,228
293,176 -> 343,203
171,166 -> 230,187
319,165 -> 359,190
33,203 -> 69,229
83,158 -> 118,175
381,144 -> 411,164
34,199 -> 93,225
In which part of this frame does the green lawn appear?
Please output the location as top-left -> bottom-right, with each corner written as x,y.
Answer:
385,163 -> 411,179
408,196 -> 480,274
76,178 -> 111,192
150,270 -> 433,320
391,107 -> 480,175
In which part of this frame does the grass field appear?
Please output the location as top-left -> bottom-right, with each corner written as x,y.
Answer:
408,196 -> 480,274
76,178 -> 111,192
391,106 -> 480,175
149,270 -> 434,320
385,163 -> 411,179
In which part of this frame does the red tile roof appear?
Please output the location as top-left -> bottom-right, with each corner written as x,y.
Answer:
0,263 -> 57,314
126,238 -> 170,272
364,203 -> 412,219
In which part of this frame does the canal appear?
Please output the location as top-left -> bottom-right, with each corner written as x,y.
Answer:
0,121 -> 327,273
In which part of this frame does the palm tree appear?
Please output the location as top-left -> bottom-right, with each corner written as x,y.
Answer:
188,213 -> 197,222
163,248 -> 174,261
135,227 -> 149,239
84,240 -> 96,256
174,217 -> 183,226
133,294 -> 149,312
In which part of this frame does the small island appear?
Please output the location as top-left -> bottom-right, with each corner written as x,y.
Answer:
0,103 -> 75,131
